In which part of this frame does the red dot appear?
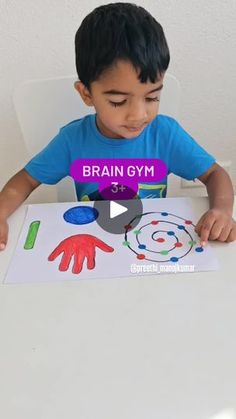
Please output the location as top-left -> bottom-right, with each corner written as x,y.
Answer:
185,220 -> 192,225
124,224 -> 132,230
175,242 -> 183,247
137,254 -> 145,260
151,220 -> 159,225
156,238 -> 165,243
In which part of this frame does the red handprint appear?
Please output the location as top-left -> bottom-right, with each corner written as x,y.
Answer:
48,234 -> 114,274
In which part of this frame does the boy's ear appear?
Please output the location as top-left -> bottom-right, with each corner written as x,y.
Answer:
74,81 -> 94,106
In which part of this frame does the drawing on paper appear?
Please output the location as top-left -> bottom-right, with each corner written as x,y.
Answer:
4,198 -> 219,284
48,234 -> 114,274
24,220 -> 41,249
122,211 -> 204,263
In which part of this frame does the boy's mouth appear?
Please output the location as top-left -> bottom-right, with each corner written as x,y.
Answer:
124,124 -> 146,132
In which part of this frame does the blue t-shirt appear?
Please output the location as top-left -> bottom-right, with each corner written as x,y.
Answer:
24,113 -> 216,201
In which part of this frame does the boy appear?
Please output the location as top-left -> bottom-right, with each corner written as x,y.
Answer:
0,2 -> 235,251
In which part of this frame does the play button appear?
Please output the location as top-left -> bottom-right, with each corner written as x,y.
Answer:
94,185 -> 143,235
110,201 -> 128,219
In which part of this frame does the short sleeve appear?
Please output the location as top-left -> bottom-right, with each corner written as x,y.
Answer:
166,118 -> 216,180
24,129 -> 71,184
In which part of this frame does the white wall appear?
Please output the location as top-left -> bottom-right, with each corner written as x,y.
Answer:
1,0 -> 236,201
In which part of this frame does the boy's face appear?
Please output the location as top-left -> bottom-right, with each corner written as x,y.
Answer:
75,60 -> 164,139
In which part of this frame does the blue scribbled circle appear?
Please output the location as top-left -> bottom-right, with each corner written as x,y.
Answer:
63,206 -> 99,225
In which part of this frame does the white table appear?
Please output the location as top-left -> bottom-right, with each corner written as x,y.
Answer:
0,197 -> 236,419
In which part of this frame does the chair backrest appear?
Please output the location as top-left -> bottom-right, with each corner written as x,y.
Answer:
13,74 -> 181,202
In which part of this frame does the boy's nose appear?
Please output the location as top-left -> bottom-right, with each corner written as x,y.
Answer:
126,103 -> 148,124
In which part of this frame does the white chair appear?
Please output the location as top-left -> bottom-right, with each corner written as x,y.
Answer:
13,74 -> 181,202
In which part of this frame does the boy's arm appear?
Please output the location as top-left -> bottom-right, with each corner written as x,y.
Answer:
195,163 -> 236,244
0,169 -> 40,250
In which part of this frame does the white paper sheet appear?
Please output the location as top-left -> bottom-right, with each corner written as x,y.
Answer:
5,197 -> 219,283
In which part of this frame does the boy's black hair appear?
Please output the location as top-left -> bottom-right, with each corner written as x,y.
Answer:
75,2 -> 170,90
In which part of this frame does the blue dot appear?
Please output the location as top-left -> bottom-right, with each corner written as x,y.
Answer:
170,257 -> 179,262
161,212 -> 168,216
167,231 -> 175,235
178,225 -> 185,230
63,206 -> 99,225
195,246 -> 204,252
138,244 -> 146,249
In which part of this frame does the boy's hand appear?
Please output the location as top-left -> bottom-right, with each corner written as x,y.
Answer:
0,218 -> 9,251
195,208 -> 236,245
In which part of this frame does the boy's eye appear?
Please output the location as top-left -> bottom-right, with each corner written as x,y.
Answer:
109,97 -> 160,107
146,97 -> 160,102
109,100 -> 126,107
